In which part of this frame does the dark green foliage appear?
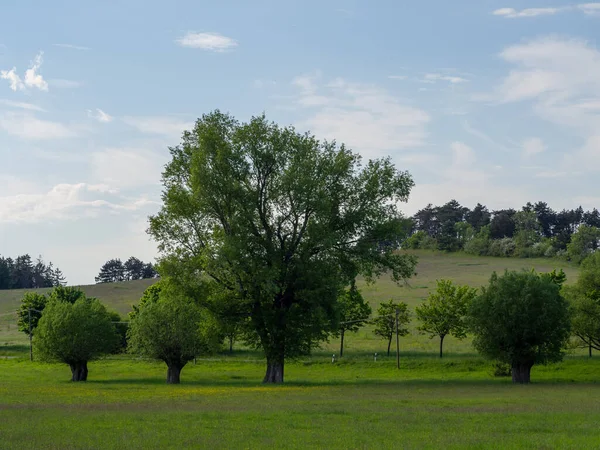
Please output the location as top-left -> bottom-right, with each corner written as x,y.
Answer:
148,110 -> 417,383
0,254 -> 65,290
468,270 -> 571,383
373,299 -> 411,356
34,298 -> 120,381
96,257 -> 157,283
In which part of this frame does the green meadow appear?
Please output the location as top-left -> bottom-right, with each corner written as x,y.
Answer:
1,252 -> 597,449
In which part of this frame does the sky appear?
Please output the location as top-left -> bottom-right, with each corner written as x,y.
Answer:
1,0 -> 599,285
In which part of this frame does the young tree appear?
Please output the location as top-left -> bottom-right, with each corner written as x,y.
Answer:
34,298 -> 119,381
148,111 -> 417,383
127,295 -> 220,384
336,282 -> 372,357
415,279 -> 477,358
563,253 -> 600,356
16,292 -> 47,336
468,270 -> 571,384
373,300 -> 410,356
17,286 -> 86,336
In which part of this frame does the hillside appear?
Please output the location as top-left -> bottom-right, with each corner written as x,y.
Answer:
0,251 -> 579,351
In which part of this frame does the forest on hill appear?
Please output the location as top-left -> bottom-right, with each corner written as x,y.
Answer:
406,200 -> 600,263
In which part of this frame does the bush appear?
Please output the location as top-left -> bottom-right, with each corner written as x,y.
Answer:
404,231 -> 427,250
487,238 -> 516,257
491,361 -> 512,377
464,237 -> 490,256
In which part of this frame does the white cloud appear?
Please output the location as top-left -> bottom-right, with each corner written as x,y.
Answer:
1,52 -> 48,92
292,73 -> 430,159
0,68 -> 25,91
388,75 -> 408,80
91,147 -> 166,189
421,73 -> 468,84
0,99 -> 45,112
495,37 -> 600,131
52,43 -> 90,50
578,3 -> 600,16
522,137 -> 546,157
492,7 -> 564,18
175,32 -> 238,52
87,108 -> 113,123
122,116 -> 192,138
23,52 -> 48,91
49,79 -> 83,89
0,182 -> 154,224
0,112 -> 76,140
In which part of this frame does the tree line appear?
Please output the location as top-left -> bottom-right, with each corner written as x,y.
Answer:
0,254 -> 66,290
22,255 -> 600,385
95,257 -> 158,283
406,200 -> 600,263
15,111 -> 600,387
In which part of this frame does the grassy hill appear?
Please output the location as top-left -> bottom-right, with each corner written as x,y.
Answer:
0,251 -> 579,351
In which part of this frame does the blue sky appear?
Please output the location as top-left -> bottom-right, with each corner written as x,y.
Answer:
1,0 -> 599,285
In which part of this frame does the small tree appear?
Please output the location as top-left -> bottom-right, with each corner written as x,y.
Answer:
127,295 -> 220,384
468,270 -> 571,384
567,225 -> 600,264
17,292 -> 47,336
415,279 -> 477,358
373,300 -> 410,356
17,286 -> 86,336
336,282 -> 371,357
34,298 -> 119,381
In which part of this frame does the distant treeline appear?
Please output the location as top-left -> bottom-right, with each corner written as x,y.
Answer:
0,254 -> 66,290
95,257 -> 158,283
405,200 -> 600,263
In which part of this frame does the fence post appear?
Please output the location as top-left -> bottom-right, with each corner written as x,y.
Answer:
395,307 -> 400,369
29,308 -> 33,362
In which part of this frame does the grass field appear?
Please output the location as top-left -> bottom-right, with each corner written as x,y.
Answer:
1,357 -> 600,449
1,252 -> 594,449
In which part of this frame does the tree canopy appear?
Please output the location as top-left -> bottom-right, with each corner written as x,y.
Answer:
0,254 -> 66,290
372,299 -> 411,356
468,270 -> 571,384
127,294 -> 221,384
415,279 -> 477,358
148,110 -> 417,383
34,297 -> 119,381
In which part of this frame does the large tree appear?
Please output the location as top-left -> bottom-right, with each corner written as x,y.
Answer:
468,270 -> 570,384
95,259 -> 126,283
148,111 -> 417,383
415,279 -> 477,358
34,297 -> 119,381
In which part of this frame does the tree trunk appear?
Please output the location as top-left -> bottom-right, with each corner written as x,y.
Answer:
229,336 -> 234,353
439,334 -> 445,358
69,361 -> 88,382
263,359 -> 284,383
340,330 -> 345,358
589,344 -> 593,358
387,336 -> 392,357
167,364 -> 183,384
511,361 -> 533,384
